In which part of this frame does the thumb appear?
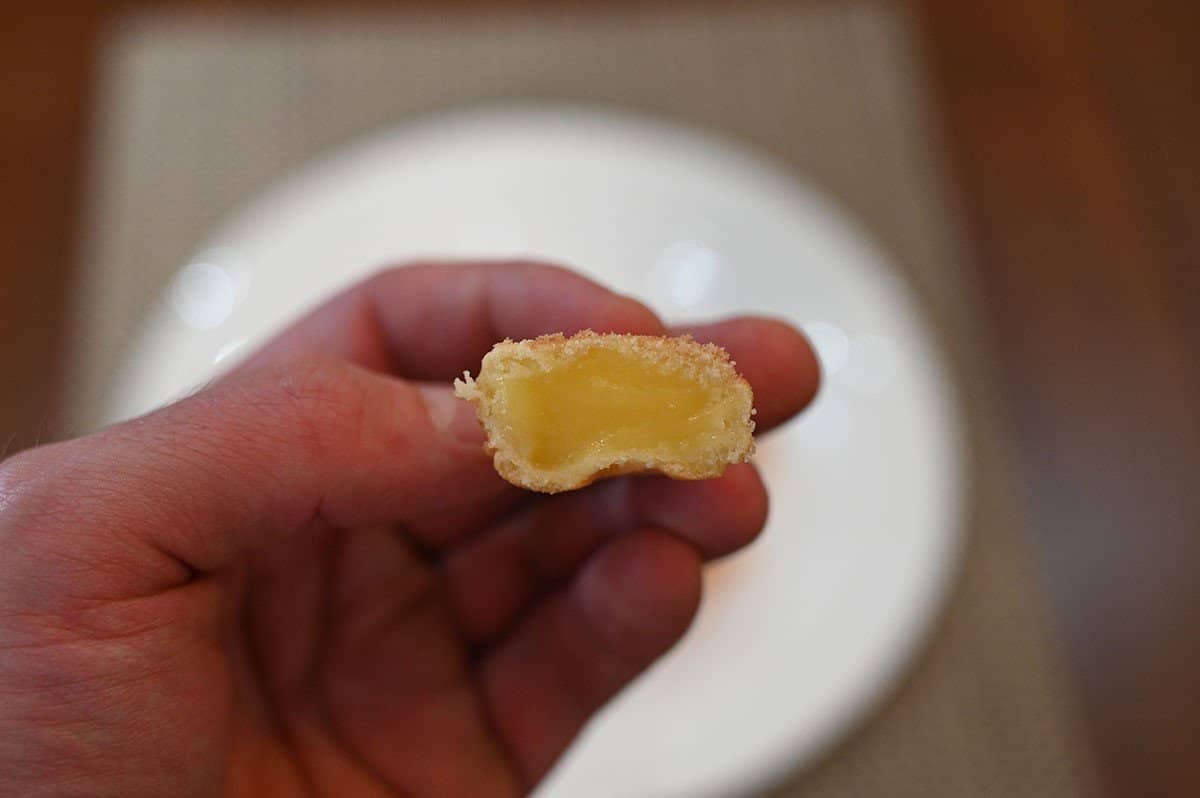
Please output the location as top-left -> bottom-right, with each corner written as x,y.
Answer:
0,357 -> 502,600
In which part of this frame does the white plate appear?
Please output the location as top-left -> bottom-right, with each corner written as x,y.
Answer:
105,106 -> 966,798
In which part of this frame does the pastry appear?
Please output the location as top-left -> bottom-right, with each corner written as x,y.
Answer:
454,331 -> 755,493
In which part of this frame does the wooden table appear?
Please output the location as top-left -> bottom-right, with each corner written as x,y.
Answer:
919,2 -> 1200,794
3,2 -> 1198,795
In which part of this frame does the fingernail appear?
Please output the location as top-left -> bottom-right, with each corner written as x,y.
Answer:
419,386 -> 486,446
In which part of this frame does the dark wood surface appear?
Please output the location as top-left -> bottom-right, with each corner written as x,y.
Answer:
918,2 -> 1200,795
0,5 -> 101,454
3,1 -> 1199,795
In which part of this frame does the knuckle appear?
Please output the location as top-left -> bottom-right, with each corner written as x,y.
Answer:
261,355 -> 352,413
0,445 -> 100,610
262,356 -> 372,451
0,445 -> 59,524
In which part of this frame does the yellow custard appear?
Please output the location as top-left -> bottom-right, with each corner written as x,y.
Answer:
500,347 -> 724,470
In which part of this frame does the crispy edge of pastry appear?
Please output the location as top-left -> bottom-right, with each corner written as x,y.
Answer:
454,330 -> 755,493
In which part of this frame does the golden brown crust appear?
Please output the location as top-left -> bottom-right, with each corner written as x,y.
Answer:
454,331 -> 756,493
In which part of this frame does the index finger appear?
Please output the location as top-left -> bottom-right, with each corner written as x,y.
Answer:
231,260 -> 666,380
230,260 -> 821,429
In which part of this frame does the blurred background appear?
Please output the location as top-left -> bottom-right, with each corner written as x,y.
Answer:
3,1 -> 1198,796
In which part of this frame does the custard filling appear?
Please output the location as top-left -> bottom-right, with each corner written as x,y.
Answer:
499,347 -> 724,470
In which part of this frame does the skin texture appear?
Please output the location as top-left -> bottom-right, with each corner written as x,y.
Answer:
0,262 -> 820,797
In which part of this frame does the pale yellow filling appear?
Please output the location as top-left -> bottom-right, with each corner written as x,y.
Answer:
497,348 -> 724,470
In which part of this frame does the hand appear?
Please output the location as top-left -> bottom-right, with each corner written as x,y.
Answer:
0,262 -> 819,797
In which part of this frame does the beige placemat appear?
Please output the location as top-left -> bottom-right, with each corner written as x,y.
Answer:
69,3 -> 1099,795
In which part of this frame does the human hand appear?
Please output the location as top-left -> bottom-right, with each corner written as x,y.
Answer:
0,262 -> 819,797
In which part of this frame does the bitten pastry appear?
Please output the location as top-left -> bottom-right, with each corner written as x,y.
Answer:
454,331 -> 755,493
